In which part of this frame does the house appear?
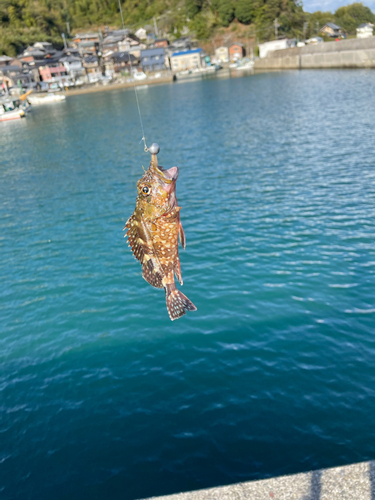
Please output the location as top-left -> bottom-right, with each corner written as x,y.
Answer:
0,66 -> 34,90
215,46 -> 229,63
73,32 -> 100,44
19,44 -> 54,64
141,47 -> 166,72
33,41 -> 54,52
105,52 -> 137,75
229,43 -> 245,62
258,39 -> 296,58
356,23 -> 374,38
102,30 -> 139,55
82,55 -> 103,82
38,61 -> 69,84
170,48 -> 203,72
147,32 -> 156,43
73,32 -> 100,55
0,56 -> 13,67
59,55 -> 84,78
135,28 -> 147,40
118,34 -> 142,53
320,23 -> 343,38
170,37 -> 191,51
154,39 -> 169,48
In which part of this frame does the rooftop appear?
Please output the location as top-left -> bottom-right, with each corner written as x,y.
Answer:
325,22 -> 342,30
171,48 -> 202,57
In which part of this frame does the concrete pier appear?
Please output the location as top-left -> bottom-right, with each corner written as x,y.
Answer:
144,460 -> 375,500
254,37 -> 375,70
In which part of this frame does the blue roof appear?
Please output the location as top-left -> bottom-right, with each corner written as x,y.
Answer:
171,48 -> 202,58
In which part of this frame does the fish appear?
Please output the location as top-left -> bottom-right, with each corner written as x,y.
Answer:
124,155 -> 196,321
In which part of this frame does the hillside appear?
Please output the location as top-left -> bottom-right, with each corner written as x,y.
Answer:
0,0 -> 374,56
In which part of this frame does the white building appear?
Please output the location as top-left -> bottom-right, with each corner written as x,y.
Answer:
356,23 -> 374,38
135,28 -> 147,40
60,56 -> 84,78
170,48 -> 203,71
215,46 -> 229,63
258,38 -> 296,58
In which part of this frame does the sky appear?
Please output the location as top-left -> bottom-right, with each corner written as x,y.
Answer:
303,0 -> 375,12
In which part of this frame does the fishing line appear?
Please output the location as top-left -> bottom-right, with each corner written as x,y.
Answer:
128,50 -> 148,152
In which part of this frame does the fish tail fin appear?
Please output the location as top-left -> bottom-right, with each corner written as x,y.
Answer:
165,284 -> 197,321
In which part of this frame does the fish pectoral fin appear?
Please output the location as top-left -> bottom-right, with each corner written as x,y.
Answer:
179,222 -> 186,250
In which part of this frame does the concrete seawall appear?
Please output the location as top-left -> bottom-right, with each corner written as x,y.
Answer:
144,460 -> 375,499
254,37 -> 375,69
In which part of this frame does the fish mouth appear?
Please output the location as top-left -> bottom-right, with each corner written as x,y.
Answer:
155,166 -> 179,183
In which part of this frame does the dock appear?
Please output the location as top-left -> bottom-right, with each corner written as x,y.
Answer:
143,460 -> 375,500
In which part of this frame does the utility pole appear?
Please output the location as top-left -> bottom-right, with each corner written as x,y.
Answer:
303,22 -> 308,42
62,33 -> 67,49
153,17 -> 159,38
274,18 -> 280,39
316,21 -> 320,34
118,0 -> 125,30
66,22 -> 70,36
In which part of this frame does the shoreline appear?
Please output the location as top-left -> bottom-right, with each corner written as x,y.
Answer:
62,75 -> 174,97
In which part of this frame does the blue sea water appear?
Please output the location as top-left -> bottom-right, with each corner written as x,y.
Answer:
1,70 -> 375,500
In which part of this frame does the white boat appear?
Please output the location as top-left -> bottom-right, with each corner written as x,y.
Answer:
133,72 -> 147,81
28,93 -> 66,105
233,58 -> 254,70
0,96 -> 31,122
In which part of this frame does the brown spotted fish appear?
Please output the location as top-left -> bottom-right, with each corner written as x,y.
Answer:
124,146 -> 196,321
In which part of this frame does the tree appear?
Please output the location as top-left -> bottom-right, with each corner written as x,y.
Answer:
190,12 -> 211,38
185,0 -> 204,19
334,3 -> 375,34
235,0 -> 255,24
212,0 -> 234,27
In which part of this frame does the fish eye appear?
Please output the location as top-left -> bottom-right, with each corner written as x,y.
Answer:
142,186 -> 150,194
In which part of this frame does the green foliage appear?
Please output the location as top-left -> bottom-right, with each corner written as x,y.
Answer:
252,0 -> 305,41
185,0 -> 204,19
235,0 -> 255,24
189,12 -> 210,38
212,0 -> 234,27
0,0 -> 373,56
306,10 -> 335,34
334,2 -> 375,34
305,3 -> 375,37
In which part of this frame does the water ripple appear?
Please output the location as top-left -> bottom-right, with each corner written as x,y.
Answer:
1,70 -> 375,500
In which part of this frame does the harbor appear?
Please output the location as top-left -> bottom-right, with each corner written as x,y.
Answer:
1,70 -> 375,499
3,15 -> 375,119
2,0 -> 375,498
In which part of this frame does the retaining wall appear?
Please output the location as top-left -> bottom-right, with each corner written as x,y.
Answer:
254,37 -> 375,69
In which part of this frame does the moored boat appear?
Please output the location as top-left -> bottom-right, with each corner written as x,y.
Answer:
0,96 -> 31,122
28,93 -> 66,105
